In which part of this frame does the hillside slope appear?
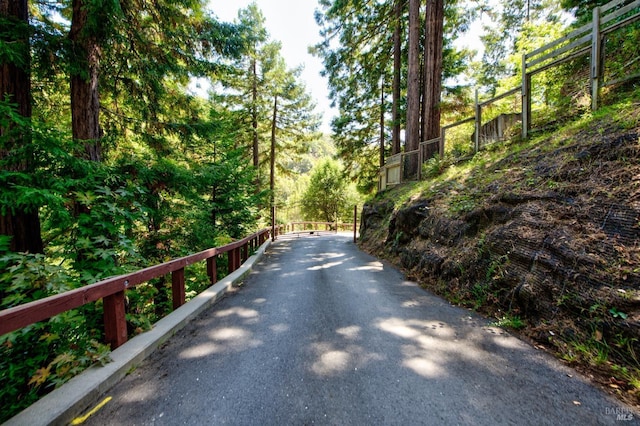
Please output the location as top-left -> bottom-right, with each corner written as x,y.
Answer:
360,100 -> 640,406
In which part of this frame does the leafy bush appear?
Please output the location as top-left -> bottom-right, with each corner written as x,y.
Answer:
421,155 -> 452,179
0,239 -> 111,423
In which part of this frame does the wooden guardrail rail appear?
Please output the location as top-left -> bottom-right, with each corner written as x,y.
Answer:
288,221 -> 356,232
0,229 -> 271,349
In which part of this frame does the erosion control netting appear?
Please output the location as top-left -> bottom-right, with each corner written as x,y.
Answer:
484,131 -> 640,323
486,199 -> 640,317
374,127 -> 640,377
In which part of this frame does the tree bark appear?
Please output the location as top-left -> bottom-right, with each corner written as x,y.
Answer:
392,0 -> 403,155
251,58 -> 259,169
0,0 -> 44,253
405,0 -> 421,176
70,0 -> 103,162
379,81 -> 385,168
421,0 -> 444,160
270,95 -> 277,207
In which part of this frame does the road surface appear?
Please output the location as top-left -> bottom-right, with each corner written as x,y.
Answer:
84,233 -> 635,425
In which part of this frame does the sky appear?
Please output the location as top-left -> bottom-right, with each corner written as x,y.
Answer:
208,0 -> 336,133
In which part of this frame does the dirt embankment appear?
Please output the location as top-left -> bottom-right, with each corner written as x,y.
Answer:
360,120 -> 640,406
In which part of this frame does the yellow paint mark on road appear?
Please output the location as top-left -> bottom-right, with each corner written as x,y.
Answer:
70,396 -> 112,425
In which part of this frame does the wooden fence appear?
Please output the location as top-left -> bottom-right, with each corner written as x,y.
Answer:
0,214 -> 362,350
380,0 -> 640,190
522,0 -> 640,137
286,221 -> 357,232
0,229 -> 271,349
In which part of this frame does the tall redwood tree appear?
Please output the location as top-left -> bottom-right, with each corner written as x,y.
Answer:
69,0 -> 105,161
0,0 -> 44,253
421,0 -> 444,160
406,0 -> 421,156
391,0 -> 403,156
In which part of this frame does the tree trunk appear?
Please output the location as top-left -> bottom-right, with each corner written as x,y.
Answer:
392,0 -> 403,156
70,0 -> 103,161
270,95 -> 277,207
405,0 -> 421,177
0,0 -> 44,253
421,0 -> 444,160
379,80 -> 385,168
251,58 -> 259,169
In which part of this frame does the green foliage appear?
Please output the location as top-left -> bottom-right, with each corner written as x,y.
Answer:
0,15 -> 31,70
610,307 -> 629,320
0,0 -> 270,420
208,147 -> 264,239
218,4 -> 320,200
301,159 -> 349,222
476,0 -> 562,92
560,0 -> 610,21
421,155 -> 452,179
0,247 -> 110,423
492,314 -> 526,330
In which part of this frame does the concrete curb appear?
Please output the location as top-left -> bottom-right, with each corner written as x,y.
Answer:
5,240 -> 272,426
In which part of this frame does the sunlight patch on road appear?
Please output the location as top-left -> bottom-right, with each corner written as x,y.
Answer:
403,357 -> 442,378
209,327 -> 251,340
312,350 -> 350,376
120,382 -> 159,402
348,261 -> 384,272
215,307 -> 259,319
262,263 -> 283,272
487,331 -> 525,350
307,260 -> 344,271
179,327 -> 262,359
270,323 -> 290,333
311,252 -> 345,261
377,318 -> 456,340
179,342 -> 221,359
376,317 -> 465,378
336,325 -> 361,339
377,318 -> 421,339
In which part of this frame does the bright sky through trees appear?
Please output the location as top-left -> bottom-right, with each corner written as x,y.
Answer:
209,0 -> 336,132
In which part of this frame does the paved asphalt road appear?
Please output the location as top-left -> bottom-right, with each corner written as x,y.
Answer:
85,233 -> 636,425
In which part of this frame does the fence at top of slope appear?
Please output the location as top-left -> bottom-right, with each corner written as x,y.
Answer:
380,0 -> 640,190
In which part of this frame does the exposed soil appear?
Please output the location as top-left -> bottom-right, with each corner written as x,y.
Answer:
359,111 -> 640,408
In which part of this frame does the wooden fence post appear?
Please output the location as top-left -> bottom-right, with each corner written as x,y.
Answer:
172,268 -> 185,310
228,250 -> 236,273
521,53 -> 531,140
439,127 -> 446,158
104,291 -> 127,349
207,256 -> 217,285
353,205 -> 358,243
591,6 -> 602,111
271,206 -> 276,241
234,248 -> 239,270
418,144 -> 423,180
